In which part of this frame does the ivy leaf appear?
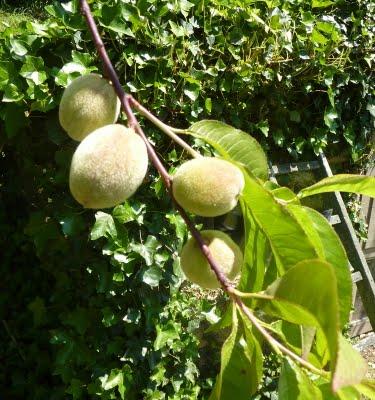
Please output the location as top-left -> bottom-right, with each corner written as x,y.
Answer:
90,212 -> 117,240
130,235 -> 160,266
188,120 -> 269,180
312,0 -> 337,8
154,321 -> 180,351
278,358 -> 322,399
298,175 -> 375,198
10,38 -> 28,56
142,266 -> 163,287
20,56 -> 47,85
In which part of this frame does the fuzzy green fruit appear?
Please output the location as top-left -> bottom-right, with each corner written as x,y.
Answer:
180,230 -> 243,289
69,124 -> 148,209
59,74 -> 121,141
172,157 -> 245,217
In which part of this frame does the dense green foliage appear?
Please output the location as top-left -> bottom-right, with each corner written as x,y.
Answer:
0,0 -> 374,399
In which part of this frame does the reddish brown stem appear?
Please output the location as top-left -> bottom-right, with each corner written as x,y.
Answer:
79,0 -> 232,291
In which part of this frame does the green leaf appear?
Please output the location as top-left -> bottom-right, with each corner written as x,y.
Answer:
312,0 -> 337,8
130,235 -> 160,266
64,308 -> 90,335
10,38 -> 28,56
20,56 -> 47,85
355,380 -> 375,399
238,202 -> 270,293
142,266 -> 163,287
263,259 -> 339,371
241,312 -> 264,394
154,321 -> 180,351
2,83 -> 24,103
188,120 -> 269,180
90,212 -> 117,240
278,358 -> 322,399
99,366 -> 133,400
272,187 -> 300,204
27,296 -> 46,326
1,103 -> 28,137
298,175 -> 375,199
210,304 -> 259,399
241,172 -> 317,274
332,335 -> 367,392
286,206 -> 352,327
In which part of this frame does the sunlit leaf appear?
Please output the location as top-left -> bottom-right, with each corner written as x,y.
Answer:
241,172 -> 318,274
188,120 -> 269,180
298,175 -> 375,199
209,304 -> 259,399
262,259 -> 339,371
278,358 -> 322,399
332,335 -> 367,392
286,206 -> 352,327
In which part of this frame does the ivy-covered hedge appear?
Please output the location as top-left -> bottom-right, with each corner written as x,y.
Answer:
0,0 -> 373,398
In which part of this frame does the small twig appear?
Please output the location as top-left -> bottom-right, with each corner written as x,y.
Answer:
128,97 -> 202,159
2,320 -> 26,361
235,301 -> 329,378
232,289 -> 273,300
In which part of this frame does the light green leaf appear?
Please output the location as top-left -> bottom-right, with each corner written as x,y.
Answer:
100,369 -> 123,390
10,38 -> 28,56
263,259 -> 339,371
298,175 -> 375,199
312,0 -> 337,8
355,380 -> 375,399
188,120 -> 269,180
278,358 -> 322,399
286,206 -> 352,327
241,312 -> 264,393
2,83 -> 24,103
210,304 -> 258,399
142,266 -> 163,287
241,172 -> 318,274
154,321 -> 180,351
332,335 -> 367,392
272,187 -> 300,204
131,235 -> 160,266
90,212 -> 117,240
238,202 -> 270,293
20,56 -> 47,85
